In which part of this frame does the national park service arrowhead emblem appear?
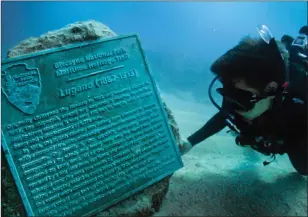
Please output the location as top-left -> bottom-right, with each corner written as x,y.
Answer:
1,63 -> 41,115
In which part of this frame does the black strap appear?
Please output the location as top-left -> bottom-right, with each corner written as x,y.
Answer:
263,154 -> 276,166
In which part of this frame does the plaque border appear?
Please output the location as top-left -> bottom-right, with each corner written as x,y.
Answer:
1,34 -> 184,216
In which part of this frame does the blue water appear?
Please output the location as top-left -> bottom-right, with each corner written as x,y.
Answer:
2,2 -> 306,57
2,2 -> 306,101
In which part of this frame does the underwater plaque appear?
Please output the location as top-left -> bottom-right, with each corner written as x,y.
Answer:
1,34 -> 184,217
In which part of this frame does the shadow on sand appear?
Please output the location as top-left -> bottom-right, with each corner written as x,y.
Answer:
156,148 -> 307,216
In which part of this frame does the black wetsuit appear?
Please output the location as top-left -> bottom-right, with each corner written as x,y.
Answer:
288,45 -> 308,70
187,82 -> 307,175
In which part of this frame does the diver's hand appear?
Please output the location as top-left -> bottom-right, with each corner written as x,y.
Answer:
178,138 -> 193,156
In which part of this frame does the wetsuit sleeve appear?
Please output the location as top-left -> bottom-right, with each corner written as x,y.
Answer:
187,111 -> 227,146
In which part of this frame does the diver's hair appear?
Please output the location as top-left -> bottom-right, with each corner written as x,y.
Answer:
210,36 -> 287,91
281,35 -> 294,44
299,26 -> 308,35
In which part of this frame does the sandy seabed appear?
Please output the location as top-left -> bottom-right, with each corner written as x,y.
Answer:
154,91 -> 307,216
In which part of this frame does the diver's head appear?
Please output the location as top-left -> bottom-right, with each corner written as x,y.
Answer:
281,35 -> 294,51
299,26 -> 308,52
299,26 -> 308,35
210,36 -> 286,120
292,26 -> 308,54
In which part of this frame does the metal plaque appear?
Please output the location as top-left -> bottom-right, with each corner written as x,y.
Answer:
1,34 -> 184,216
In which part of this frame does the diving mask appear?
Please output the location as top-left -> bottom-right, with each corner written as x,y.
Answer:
216,87 -> 276,112
292,34 -> 308,51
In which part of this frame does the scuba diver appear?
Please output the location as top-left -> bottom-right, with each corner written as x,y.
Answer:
287,25 -> 308,67
178,25 -> 307,176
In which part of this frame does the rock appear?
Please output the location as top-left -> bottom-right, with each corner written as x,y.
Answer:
2,20 -> 181,217
7,20 -> 116,58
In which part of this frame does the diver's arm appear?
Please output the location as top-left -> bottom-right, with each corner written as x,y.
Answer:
187,111 -> 227,146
